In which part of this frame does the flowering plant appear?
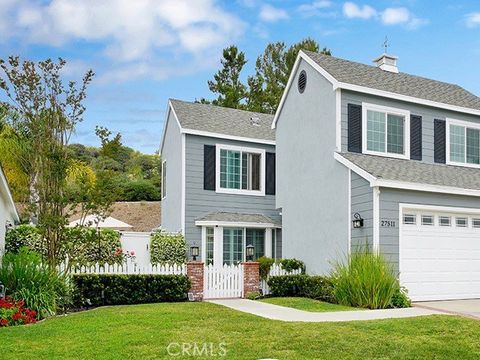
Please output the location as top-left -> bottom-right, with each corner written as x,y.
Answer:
0,296 -> 37,327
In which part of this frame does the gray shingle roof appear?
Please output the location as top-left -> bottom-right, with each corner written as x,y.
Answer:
303,50 -> 480,111
170,99 -> 275,141
340,152 -> 480,190
196,212 -> 281,225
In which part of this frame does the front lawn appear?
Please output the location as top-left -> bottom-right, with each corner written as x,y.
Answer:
260,297 -> 359,312
1,302 -> 479,359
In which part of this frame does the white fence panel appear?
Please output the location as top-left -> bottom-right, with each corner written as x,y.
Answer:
59,259 -> 186,275
260,263 -> 302,296
204,263 -> 243,299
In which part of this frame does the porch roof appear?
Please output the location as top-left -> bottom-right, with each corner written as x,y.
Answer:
195,212 -> 281,228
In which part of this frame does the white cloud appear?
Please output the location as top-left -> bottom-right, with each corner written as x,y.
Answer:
381,7 -> 410,25
298,1 -> 332,13
259,4 -> 289,22
2,0 -> 245,62
466,12 -> 480,28
343,2 -> 376,19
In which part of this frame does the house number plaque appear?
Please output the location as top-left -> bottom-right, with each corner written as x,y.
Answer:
380,219 -> 396,228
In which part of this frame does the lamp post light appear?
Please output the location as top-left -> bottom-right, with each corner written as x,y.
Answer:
190,246 -> 200,261
246,244 -> 255,262
0,283 -> 5,299
352,212 -> 364,229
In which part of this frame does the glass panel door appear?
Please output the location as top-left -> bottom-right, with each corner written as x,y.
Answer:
223,228 -> 243,265
246,229 -> 265,260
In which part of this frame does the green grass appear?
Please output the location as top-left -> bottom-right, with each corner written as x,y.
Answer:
1,302 -> 479,359
260,297 -> 359,312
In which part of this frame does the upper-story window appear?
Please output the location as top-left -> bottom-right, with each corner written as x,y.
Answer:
362,103 -> 410,159
447,119 -> 480,167
216,144 -> 265,196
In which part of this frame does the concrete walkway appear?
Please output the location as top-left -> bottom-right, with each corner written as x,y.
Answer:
207,299 -> 448,322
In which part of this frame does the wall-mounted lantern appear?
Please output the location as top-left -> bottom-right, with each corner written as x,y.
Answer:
352,213 -> 364,229
246,244 -> 255,262
190,246 -> 199,261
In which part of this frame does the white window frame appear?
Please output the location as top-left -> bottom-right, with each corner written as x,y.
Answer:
215,144 -> 266,196
362,102 -> 410,160
161,160 -> 167,199
446,118 -> 480,169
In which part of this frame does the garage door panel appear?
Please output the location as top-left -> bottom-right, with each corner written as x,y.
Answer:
400,208 -> 480,301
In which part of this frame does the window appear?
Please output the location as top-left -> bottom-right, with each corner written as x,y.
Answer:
205,227 -> 214,265
439,216 -> 451,226
161,161 -> 166,198
363,103 -> 409,159
421,215 -> 434,226
403,214 -> 416,225
448,120 -> 480,166
473,218 -> 480,228
246,229 -> 265,260
456,217 -> 468,227
217,145 -> 265,195
223,228 -> 244,265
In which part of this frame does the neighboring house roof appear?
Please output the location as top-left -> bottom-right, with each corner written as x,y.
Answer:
168,99 -> 275,143
337,152 -> 480,194
195,211 -> 281,227
69,215 -> 133,229
0,166 -> 19,222
69,201 -> 161,232
303,50 -> 480,112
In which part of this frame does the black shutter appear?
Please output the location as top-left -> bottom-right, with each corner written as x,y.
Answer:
434,119 -> 446,164
410,115 -> 422,160
348,104 -> 362,153
203,145 -> 216,190
265,152 -> 276,195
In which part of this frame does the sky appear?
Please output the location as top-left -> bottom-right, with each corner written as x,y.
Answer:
1,0 -> 479,154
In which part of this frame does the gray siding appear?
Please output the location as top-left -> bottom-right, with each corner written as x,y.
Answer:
276,58 -> 349,275
350,172 -> 373,249
160,111 -> 183,233
184,134 -> 279,252
341,90 -> 480,164
380,188 -> 480,273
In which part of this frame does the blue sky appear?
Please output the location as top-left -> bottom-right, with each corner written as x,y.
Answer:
1,0 -> 479,153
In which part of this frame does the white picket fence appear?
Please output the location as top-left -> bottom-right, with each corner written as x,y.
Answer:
260,263 -> 302,295
58,259 -> 186,275
204,263 -> 244,299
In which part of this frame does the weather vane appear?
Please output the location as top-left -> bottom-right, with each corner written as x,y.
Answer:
383,36 -> 390,53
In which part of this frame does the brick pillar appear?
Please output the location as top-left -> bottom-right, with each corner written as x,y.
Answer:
242,262 -> 260,298
186,261 -> 204,301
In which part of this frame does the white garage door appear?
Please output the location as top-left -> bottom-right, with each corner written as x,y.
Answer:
400,207 -> 480,301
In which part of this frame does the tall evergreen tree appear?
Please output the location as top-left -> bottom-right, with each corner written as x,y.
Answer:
207,45 -> 247,109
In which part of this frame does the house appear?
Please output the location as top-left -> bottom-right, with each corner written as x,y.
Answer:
0,167 -> 19,255
69,215 -> 133,231
274,50 -> 480,301
160,99 -> 281,265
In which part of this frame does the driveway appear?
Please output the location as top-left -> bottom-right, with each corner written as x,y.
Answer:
414,300 -> 480,319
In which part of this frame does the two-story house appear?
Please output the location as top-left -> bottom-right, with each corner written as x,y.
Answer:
160,99 -> 281,266
274,50 -> 480,301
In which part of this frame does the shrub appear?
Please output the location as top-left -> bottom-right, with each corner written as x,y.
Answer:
257,256 -> 275,280
150,232 -> 187,265
0,248 -> 75,318
72,274 -> 191,306
330,248 -> 400,309
389,286 -> 411,308
120,179 -> 160,201
267,274 -> 334,302
5,224 -> 44,255
246,291 -> 261,300
280,258 -> 306,273
0,296 -> 37,327
64,227 -> 123,266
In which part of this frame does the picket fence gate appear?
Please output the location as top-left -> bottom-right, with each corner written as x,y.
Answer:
58,259 -> 186,275
203,263 -> 244,299
260,263 -> 302,296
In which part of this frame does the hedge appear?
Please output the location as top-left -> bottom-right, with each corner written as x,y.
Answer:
150,232 -> 187,264
267,274 -> 335,303
72,274 -> 191,306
